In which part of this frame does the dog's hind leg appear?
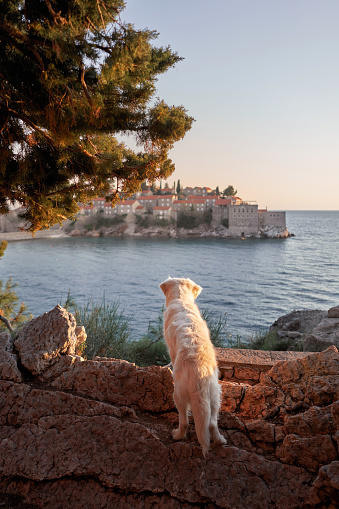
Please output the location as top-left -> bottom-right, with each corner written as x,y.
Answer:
172,385 -> 189,440
209,374 -> 227,445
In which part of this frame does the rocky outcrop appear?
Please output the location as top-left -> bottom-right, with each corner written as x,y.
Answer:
68,223 -> 291,239
270,306 -> 339,352
0,306 -> 338,508
304,306 -> 339,352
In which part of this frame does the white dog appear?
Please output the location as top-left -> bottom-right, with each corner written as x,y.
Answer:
160,277 -> 226,456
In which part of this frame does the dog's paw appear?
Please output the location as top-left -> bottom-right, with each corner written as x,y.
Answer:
217,435 -> 227,445
172,428 -> 185,441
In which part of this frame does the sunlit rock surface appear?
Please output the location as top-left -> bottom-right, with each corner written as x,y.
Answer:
0,307 -> 338,508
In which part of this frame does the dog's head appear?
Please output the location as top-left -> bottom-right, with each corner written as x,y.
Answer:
160,277 -> 202,303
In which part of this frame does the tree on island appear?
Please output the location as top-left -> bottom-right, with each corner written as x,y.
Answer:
0,0 -> 193,232
223,185 -> 237,197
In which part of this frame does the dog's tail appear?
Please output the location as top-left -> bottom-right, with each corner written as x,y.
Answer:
190,381 -> 211,457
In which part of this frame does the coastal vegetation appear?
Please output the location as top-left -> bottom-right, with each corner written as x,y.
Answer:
63,295 -> 228,366
0,241 -> 30,332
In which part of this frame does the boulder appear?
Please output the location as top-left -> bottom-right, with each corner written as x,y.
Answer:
0,332 -> 23,382
328,306 -> 339,319
304,315 -> 339,352
0,307 -> 338,508
14,305 -> 85,377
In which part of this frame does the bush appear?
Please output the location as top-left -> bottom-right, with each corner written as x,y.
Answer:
221,218 -> 229,228
64,295 -> 131,359
246,329 -> 303,351
135,215 -> 152,227
0,242 -> 31,332
177,213 -> 200,229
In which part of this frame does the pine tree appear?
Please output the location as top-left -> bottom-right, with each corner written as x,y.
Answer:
0,0 -> 194,232
0,242 -> 30,331
176,179 -> 181,194
223,186 -> 237,197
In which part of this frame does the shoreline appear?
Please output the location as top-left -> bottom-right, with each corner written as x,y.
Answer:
0,224 -> 292,242
0,230 -> 69,242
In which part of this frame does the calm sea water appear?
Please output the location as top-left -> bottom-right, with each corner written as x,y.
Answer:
1,211 -> 338,342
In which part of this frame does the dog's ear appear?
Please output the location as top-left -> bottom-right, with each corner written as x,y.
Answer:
191,283 -> 202,299
184,279 -> 202,299
160,280 -> 171,296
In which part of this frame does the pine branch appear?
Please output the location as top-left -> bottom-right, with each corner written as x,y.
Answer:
0,315 -> 14,332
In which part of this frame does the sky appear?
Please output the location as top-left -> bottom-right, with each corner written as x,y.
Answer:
121,0 -> 339,210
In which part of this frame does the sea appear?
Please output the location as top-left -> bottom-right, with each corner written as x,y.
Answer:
1,211 -> 338,343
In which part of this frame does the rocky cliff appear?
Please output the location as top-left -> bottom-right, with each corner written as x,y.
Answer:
0,306 -> 338,508
68,222 -> 291,240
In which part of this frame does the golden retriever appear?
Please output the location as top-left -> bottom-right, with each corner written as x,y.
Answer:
160,277 -> 226,456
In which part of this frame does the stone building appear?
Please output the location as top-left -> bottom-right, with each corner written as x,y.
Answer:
212,200 -> 259,235
258,210 -> 286,229
153,206 -> 172,220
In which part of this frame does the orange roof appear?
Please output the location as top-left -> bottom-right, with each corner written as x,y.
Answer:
215,199 -> 232,206
186,199 -> 205,204
136,205 -> 145,209
138,196 -> 158,201
119,200 -> 137,205
154,206 -> 171,210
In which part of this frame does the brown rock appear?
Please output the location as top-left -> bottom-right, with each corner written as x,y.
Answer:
51,358 -> 175,412
304,318 -> 339,351
14,305 -> 85,376
313,461 -> 339,501
328,305 -> 339,318
276,434 -> 337,472
0,309 -> 338,508
284,404 -> 337,436
0,332 -> 23,382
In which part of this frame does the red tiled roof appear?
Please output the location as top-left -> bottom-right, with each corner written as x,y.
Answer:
154,206 -> 171,210
215,199 -> 232,206
136,206 -> 145,209
185,199 -> 205,204
119,200 -> 137,205
137,196 -> 158,201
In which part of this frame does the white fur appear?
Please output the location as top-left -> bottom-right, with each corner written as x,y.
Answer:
160,277 -> 226,456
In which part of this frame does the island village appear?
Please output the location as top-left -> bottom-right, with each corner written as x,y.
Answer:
0,182 -> 290,239
75,183 -> 290,238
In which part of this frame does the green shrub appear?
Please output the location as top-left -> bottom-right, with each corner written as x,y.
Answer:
221,218 -> 229,228
64,296 -> 131,359
246,329 -> 303,351
177,212 -> 200,229
135,215 -> 152,227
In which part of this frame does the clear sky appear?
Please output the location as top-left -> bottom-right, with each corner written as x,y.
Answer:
122,0 -> 339,210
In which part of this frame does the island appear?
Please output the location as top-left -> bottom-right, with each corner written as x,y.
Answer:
0,184 -> 291,240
